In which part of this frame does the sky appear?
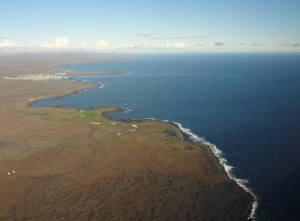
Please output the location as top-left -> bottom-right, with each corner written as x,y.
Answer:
1,0 -> 300,52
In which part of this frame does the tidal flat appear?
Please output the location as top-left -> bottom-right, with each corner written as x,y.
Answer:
0,53 -> 253,221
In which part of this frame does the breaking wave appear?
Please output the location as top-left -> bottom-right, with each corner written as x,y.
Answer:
124,108 -> 132,114
162,120 -> 258,220
97,83 -> 104,88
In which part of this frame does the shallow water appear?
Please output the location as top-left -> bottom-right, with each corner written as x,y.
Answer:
33,53 -> 300,220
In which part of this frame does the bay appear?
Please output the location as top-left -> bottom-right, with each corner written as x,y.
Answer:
32,53 -> 300,220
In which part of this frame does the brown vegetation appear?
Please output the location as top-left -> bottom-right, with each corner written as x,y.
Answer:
0,53 -> 253,221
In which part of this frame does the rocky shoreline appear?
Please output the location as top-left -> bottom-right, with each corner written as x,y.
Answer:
0,53 -> 254,221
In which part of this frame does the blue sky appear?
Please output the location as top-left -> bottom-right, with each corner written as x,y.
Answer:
1,0 -> 299,52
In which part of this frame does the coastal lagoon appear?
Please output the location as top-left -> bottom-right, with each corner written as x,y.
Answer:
33,53 -> 300,220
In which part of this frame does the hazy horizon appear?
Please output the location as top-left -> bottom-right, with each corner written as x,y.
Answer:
1,0 -> 300,53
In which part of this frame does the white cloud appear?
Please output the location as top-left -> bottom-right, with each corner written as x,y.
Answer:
42,37 -> 71,49
80,43 -> 90,49
147,42 -> 189,50
115,43 -> 185,50
214,42 -> 225,46
135,33 -> 157,38
115,44 -> 143,49
26,42 -> 35,47
173,42 -> 188,48
94,39 -> 110,49
0,38 -> 14,47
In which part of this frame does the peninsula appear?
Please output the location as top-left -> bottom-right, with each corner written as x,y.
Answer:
0,53 -> 254,221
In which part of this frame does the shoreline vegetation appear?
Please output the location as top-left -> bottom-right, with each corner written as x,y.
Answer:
0,52 -> 254,220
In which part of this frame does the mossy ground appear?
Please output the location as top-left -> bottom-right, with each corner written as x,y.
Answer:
27,107 -> 115,124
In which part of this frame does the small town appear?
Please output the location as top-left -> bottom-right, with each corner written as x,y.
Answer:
2,73 -> 68,81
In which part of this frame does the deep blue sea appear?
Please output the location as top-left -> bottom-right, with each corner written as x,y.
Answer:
32,53 -> 300,221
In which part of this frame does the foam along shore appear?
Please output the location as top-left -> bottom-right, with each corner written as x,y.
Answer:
2,73 -> 69,81
97,83 -> 104,88
0,53 -> 255,220
162,120 -> 258,220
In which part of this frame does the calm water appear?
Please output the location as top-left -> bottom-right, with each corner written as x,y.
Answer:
33,53 -> 300,220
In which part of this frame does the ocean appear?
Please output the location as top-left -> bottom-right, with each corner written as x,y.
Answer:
32,53 -> 300,220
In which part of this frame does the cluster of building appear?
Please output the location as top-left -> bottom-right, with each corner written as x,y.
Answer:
2,73 -> 68,81
7,170 -> 16,175
116,124 -> 138,136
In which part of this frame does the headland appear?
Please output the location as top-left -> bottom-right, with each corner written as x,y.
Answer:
0,52 -> 254,220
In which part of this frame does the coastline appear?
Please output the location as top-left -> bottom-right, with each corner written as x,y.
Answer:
31,61 -> 256,220
26,70 -> 125,108
167,120 -> 257,219
146,119 -> 257,219
0,52 -> 254,220
97,107 -> 257,219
